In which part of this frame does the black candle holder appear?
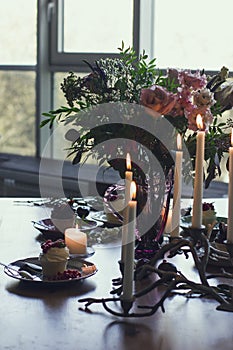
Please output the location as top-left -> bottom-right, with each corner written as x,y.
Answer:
214,240 -> 233,312
78,225 -> 233,317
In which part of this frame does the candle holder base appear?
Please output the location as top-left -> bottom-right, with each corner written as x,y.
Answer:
120,297 -> 134,315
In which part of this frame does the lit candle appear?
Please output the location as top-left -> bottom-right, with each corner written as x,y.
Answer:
125,153 -> 133,204
227,129 -> 233,242
192,114 -> 205,228
165,208 -> 172,234
121,153 -> 133,263
122,181 -> 137,301
171,134 -> 183,237
64,225 -> 87,254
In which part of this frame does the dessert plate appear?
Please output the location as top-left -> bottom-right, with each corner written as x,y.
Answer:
3,257 -> 97,284
91,211 -> 122,227
69,246 -> 95,259
32,217 -> 103,240
180,216 -> 227,230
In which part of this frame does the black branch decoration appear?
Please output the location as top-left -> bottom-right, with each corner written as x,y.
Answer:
78,230 -> 233,317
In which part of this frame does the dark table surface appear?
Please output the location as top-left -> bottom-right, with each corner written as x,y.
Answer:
0,197 -> 233,350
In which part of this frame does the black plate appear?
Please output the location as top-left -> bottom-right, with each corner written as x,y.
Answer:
32,217 -> 103,240
4,257 -> 97,284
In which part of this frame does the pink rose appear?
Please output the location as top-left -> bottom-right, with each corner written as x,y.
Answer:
193,88 -> 215,108
140,85 -> 177,115
185,107 -> 213,131
179,70 -> 207,90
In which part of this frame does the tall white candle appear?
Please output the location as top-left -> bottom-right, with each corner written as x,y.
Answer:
192,114 -> 205,229
227,129 -> 233,242
121,153 -> 133,263
171,134 -> 183,237
122,181 -> 136,301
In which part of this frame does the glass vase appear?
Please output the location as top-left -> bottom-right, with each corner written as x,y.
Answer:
134,168 -> 173,260
103,168 -> 173,260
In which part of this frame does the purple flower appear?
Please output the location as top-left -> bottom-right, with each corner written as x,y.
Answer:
202,202 -> 215,211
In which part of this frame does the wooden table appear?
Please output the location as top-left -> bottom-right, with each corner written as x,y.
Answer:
0,197 -> 233,350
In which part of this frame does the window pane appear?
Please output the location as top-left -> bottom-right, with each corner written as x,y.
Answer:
0,71 -> 36,156
63,0 -> 133,53
154,0 -> 233,70
0,1 -> 36,65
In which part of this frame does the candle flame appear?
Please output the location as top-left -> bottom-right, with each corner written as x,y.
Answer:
196,114 -> 204,130
231,128 -> 233,147
177,133 -> 182,150
126,153 -> 131,170
130,181 -> 137,200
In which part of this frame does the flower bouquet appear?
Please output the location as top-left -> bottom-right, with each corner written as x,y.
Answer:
41,42 -> 233,253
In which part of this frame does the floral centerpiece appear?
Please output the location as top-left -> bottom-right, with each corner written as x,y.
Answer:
41,43 -> 233,253
42,43 -> 233,187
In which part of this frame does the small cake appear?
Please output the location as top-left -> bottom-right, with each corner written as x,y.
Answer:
39,239 -> 70,278
103,194 -> 125,224
202,202 -> 217,227
51,202 -> 76,233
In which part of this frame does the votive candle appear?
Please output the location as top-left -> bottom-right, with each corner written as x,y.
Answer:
64,226 -> 87,254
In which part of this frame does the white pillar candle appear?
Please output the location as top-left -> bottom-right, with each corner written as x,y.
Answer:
192,114 -> 205,229
122,181 -> 136,301
121,153 -> 133,263
227,129 -> 233,242
64,226 -> 87,254
171,134 -> 183,237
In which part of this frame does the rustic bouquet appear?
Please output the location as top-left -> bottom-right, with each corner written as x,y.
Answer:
41,43 -> 233,188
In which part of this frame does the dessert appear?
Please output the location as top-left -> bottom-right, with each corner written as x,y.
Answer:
51,202 -> 76,233
39,239 -> 70,278
202,202 -> 217,227
81,263 -> 97,275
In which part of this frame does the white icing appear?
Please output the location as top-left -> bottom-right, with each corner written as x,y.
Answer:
40,246 -> 69,262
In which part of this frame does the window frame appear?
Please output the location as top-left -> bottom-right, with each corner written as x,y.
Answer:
49,0 -> 140,71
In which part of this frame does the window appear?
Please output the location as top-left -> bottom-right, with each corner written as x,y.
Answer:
0,0 -> 36,156
50,0 -> 139,70
63,0 -> 133,53
0,71 -> 36,156
0,0 -> 232,185
47,0 -> 139,160
152,0 -> 233,71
